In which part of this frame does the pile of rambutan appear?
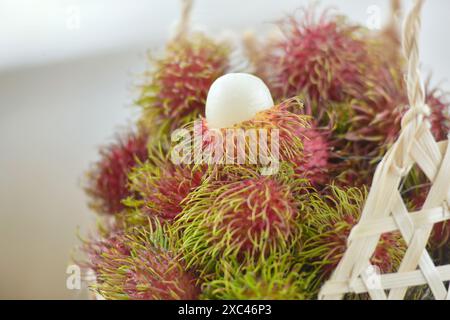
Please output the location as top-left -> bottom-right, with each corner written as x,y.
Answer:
77,1 -> 450,300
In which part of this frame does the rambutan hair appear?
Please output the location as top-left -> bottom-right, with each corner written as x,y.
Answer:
173,167 -> 305,277
299,186 -> 406,297
137,34 -> 230,138
202,253 -> 309,300
85,130 -> 149,215
83,222 -> 200,300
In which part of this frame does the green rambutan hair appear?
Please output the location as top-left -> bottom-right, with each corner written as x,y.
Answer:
173,165 -> 307,278
299,186 -> 406,297
83,221 -> 200,300
202,253 -> 310,300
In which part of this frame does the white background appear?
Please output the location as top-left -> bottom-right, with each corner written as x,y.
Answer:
1,0 -> 449,299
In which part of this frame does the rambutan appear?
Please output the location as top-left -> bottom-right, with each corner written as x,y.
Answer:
340,83 -> 450,186
202,253 -> 309,300
264,8 -> 370,105
300,186 -> 406,296
85,130 -> 149,215
127,159 -> 205,222
426,87 -> 450,142
332,64 -> 406,186
430,221 -> 450,249
343,70 -> 449,154
179,100 -> 307,165
173,169 -> 303,276
404,182 -> 450,249
173,99 -> 330,185
83,223 -> 200,300
137,34 -> 230,137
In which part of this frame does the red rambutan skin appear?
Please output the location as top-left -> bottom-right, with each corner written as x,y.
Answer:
219,177 -> 299,253
84,230 -> 200,300
138,35 -> 229,131
266,10 -> 369,103
254,8 -> 392,186
85,131 -> 148,215
158,41 -> 225,119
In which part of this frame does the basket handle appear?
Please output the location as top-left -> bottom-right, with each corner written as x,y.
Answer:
401,0 -> 430,129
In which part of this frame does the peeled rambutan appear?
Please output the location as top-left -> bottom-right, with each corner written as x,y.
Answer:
127,159 -> 205,222
83,224 -> 200,300
173,169 -> 303,276
300,186 -> 405,296
202,253 -> 308,300
85,130 -> 149,215
137,34 -> 230,136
